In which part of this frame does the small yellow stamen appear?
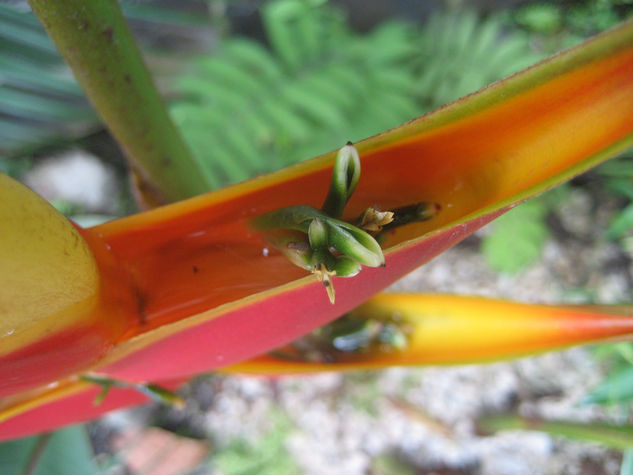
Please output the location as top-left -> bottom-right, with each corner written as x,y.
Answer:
313,263 -> 337,304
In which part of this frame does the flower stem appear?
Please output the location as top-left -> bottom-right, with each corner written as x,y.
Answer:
28,0 -> 210,203
80,373 -> 185,408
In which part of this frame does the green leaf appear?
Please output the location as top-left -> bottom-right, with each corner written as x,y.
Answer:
481,199 -> 549,273
598,157 -> 633,178
0,426 -> 99,475
583,366 -> 633,405
607,203 -> 633,240
0,5 -> 59,58
604,178 -> 633,200
514,3 -> 563,34
0,88 -> 91,122
120,2 -> 209,27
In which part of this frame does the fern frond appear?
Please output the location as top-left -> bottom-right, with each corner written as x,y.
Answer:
171,0 -> 420,188
414,10 -> 543,110
257,98 -> 312,141
195,57 -> 267,97
263,0 -> 311,72
0,1 -> 217,159
222,40 -> 285,84
172,4 -> 547,190
0,4 -> 97,157
281,81 -> 347,129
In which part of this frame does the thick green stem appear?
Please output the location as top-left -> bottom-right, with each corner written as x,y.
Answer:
28,0 -> 209,202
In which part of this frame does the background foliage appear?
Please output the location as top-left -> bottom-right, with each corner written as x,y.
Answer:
0,426 -> 98,475
171,1 -> 541,189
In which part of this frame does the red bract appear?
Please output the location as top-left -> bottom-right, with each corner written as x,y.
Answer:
1,20 -> 633,440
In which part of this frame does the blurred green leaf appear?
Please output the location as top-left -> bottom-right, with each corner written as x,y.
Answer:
0,426 -> 99,475
481,199 -> 549,274
514,3 -> 562,34
0,4 -> 96,157
210,411 -> 299,475
583,366 -> 633,405
0,157 -> 31,178
371,453 -> 416,475
567,1 -> 623,36
598,157 -> 633,179
0,1 -> 216,159
120,1 -> 209,26
607,202 -> 633,240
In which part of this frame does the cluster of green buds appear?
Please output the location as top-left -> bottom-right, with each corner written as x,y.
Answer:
271,312 -> 412,363
252,143 -> 387,303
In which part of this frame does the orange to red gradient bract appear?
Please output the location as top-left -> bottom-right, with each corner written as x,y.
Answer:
1,20 -> 633,440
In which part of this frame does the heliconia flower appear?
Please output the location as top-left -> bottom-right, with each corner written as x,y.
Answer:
224,294 -> 633,373
2,19 -> 633,440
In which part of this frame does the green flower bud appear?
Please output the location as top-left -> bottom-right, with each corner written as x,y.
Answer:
327,219 -> 385,268
308,218 -> 328,249
322,142 -> 361,218
330,256 -> 361,277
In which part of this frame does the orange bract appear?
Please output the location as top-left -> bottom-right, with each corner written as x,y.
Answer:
1,20 -> 633,440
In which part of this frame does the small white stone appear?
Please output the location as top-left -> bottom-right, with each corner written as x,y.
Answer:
24,149 -> 119,213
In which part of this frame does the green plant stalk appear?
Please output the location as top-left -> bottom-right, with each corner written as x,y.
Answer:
79,373 -> 185,408
27,0 -> 209,202
478,414 -> 633,451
